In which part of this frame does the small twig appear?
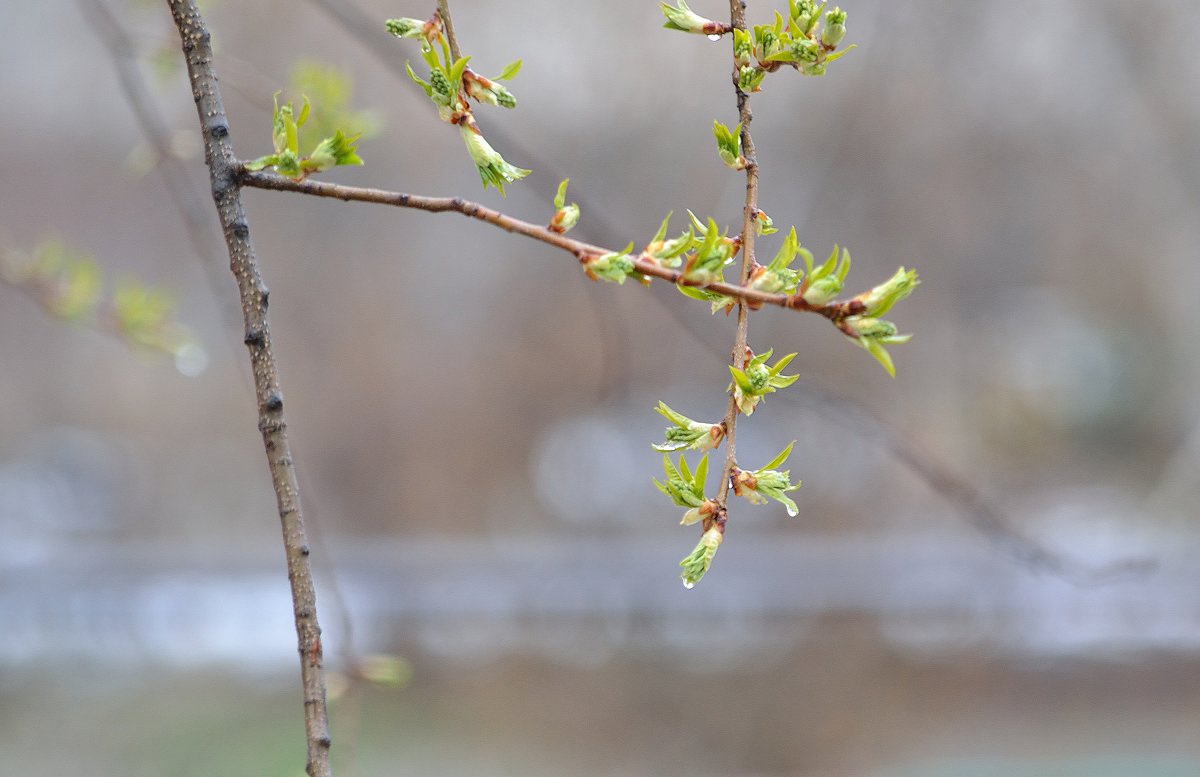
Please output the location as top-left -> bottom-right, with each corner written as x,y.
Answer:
436,0 -> 462,61
238,169 -> 865,324
165,2 -> 333,775
715,0 -> 760,513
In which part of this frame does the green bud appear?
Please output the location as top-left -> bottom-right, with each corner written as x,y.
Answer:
738,65 -> 766,94
584,246 -> 637,284
302,130 -> 364,174
748,226 -> 801,295
733,28 -> 753,66
428,68 -> 456,108
854,267 -> 919,317
753,209 -> 779,236
646,214 -> 697,267
679,526 -> 723,588
731,442 -> 801,516
789,0 -> 817,29
273,149 -> 302,179
682,217 -> 736,284
549,179 -> 580,234
270,92 -> 307,156
800,244 -> 850,305
661,0 -> 726,35
654,453 -> 711,525
727,349 -> 799,415
680,499 -> 720,528
463,69 -> 516,109
713,120 -> 746,170
653,402 -> 726,453
786,36 -> 820,63
845,316 -> 902,340
460,124 -> 530,195
802,274 -> 840,304
550,203 -> 580,234
821,7 -> 847,48
844,316 -> 913,377
754,23 -> 784,61
384,17 -> 426,39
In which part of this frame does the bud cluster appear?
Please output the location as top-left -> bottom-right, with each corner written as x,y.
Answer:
245,93 -> 364,180
714,3 -> 856,92
387,12 -> 529,194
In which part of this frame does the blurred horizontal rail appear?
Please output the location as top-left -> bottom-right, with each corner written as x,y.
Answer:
1,532 -> 1193,669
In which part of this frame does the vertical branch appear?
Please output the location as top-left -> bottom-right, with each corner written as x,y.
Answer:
716,0 -> 760,511
436,0 -> 463,61
164,2 -> 333,776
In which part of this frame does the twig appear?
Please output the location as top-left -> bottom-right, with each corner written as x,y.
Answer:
715,0 -> 759,516
164,3 -> 333,776
436,0 -> 462,61
238,169 -> 865,323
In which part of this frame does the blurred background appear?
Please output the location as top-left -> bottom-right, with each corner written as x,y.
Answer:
3,0 -> 1200,775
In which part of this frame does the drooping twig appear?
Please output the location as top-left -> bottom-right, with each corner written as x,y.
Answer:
714,0 -> 760,515
164,3 -> 333,775
238,169 -> 865,323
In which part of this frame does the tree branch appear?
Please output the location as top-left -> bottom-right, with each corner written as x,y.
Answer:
164,3 -> 333,775
237,169 -> 866,323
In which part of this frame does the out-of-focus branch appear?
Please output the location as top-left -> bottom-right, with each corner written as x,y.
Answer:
76,0 -> 235,323
778,379 -> 1154,584
165,2 -> 333,775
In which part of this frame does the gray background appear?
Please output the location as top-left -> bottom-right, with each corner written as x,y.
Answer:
3,1 -> 1200,775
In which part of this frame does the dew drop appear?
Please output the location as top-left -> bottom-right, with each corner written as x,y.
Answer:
683,580 -> 695,589
707,33 -> 722,41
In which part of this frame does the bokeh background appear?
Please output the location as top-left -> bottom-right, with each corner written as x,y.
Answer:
4,1 -> 1200,775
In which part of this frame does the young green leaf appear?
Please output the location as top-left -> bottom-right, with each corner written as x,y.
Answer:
495,59 -> 522,81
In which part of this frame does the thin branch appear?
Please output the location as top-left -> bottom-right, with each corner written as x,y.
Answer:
715,0 -> 759,514
237,169 -> 866,323
164,3 -> 333,776
777,380 -> 1155,585
436,0 -> 462,61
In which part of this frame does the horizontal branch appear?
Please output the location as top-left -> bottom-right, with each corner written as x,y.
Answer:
237,168 -> 866,323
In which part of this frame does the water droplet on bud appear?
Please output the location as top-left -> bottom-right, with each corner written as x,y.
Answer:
683,580 -> 695,589
707,33 -> 722,41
